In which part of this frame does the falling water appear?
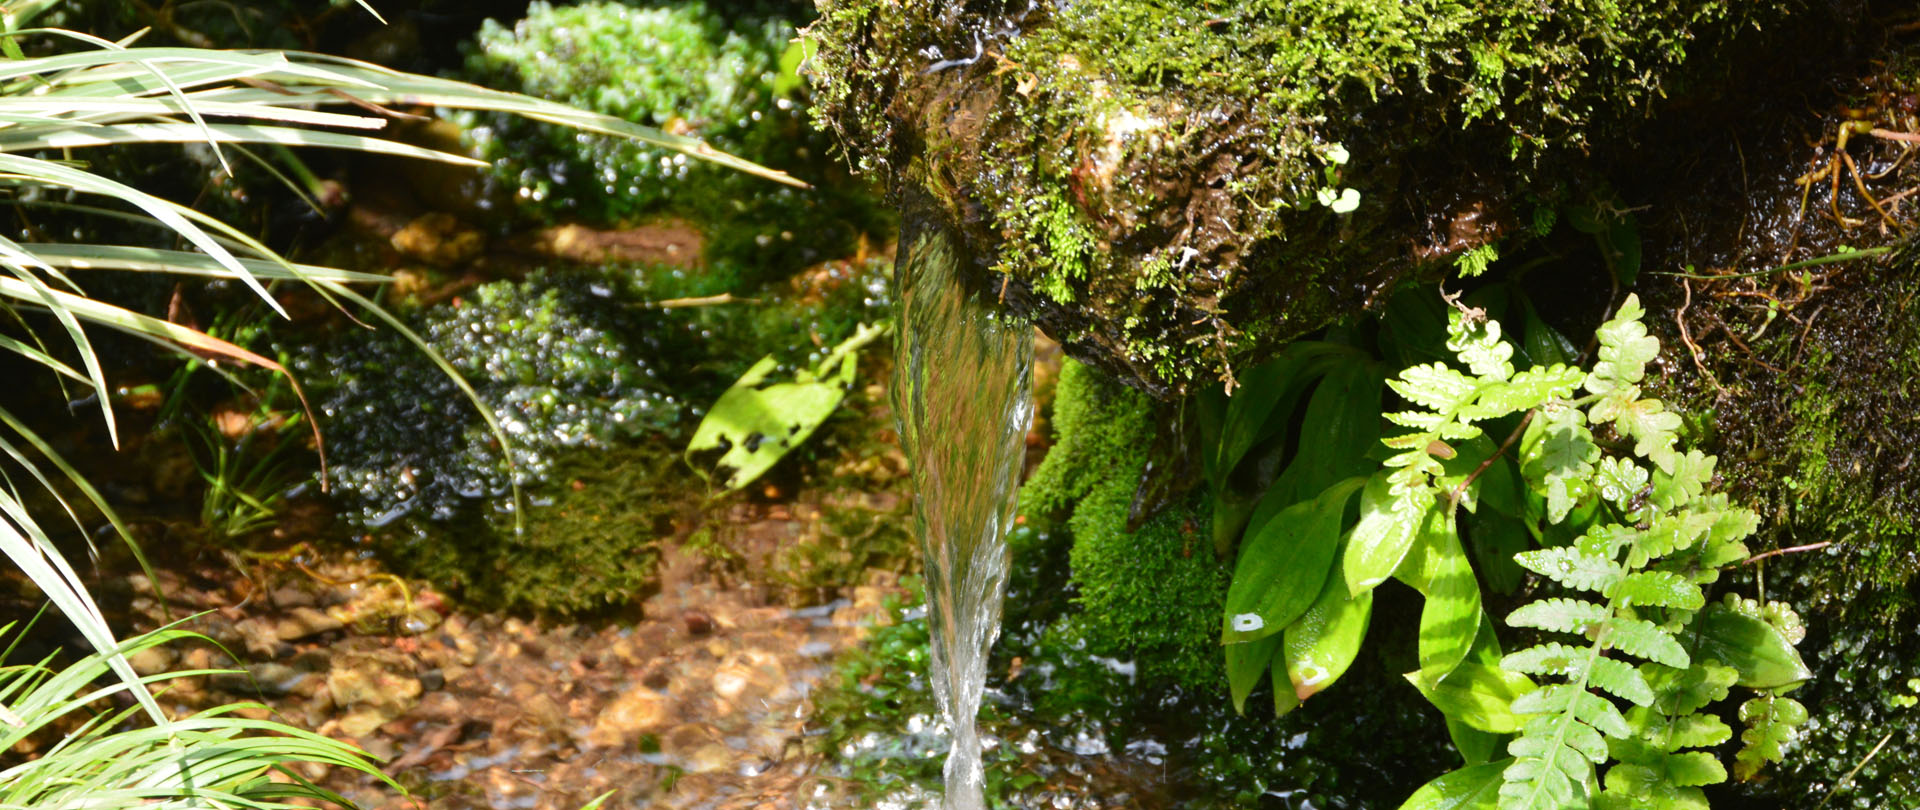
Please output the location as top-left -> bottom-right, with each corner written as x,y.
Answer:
892,215 -> 1035,810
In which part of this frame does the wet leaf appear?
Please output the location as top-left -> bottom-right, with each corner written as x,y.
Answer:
1222,477 -> 1365,644
1689,605 -> 1813,690
1398,760 -> 1509,810
1283,566 -> 1372,702
1225,633 -> 1281,716
1413,660 -> 1535,734
1416,515 -> 1482,687
1344,473 -> 1433,595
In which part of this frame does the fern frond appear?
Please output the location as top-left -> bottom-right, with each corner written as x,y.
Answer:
1587,657 -> 1656,706
1733,694 -> 1806,780
1502,642 -> 1592,676
1603,618 -> 1689,668
1392,362 -> 1482,411
1584,293 -> 1656,394
1515,547 -> 1622,592
1609,571 -> 1703,609
1507,598 -> 1609,635
1446,310 -> 1517,381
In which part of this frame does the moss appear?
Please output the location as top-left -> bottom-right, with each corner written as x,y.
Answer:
1021,358 -> 1226,690
383,442 -> 681,615
459,0 -> 890,278
807,0 -> 1821,395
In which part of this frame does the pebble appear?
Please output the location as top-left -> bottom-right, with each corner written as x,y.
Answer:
276,606 -> 346,641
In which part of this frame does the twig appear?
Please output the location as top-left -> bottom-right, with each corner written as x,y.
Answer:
640,293 -> 756,309
1654,246 -> 1892,280
1816,731 -> 1894,810
1453,409 -> 1534,504
1741,541 -> 1832,565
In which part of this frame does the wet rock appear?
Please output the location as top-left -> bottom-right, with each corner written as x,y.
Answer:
276,606 -> 345,641
326,653 -> 423,739
683,610 -> 715,636
588,687 -> 670,748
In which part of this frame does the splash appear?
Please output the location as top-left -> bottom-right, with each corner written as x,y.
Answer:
892,216 -> 1034,809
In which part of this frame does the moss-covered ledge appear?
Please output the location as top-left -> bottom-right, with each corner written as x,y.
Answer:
805,0 -> 1819,396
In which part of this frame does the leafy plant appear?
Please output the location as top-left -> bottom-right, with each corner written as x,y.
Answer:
0,622 -> 387,808
1205,292 -> 1814,809
685,320 -> 888,495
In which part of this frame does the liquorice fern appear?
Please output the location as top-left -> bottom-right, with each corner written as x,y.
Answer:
1389,296 -> 1811,810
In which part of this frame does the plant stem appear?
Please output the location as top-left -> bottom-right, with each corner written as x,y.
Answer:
1453,409 -> 1534,503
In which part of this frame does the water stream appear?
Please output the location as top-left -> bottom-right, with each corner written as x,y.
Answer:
892,216 -> 1035,810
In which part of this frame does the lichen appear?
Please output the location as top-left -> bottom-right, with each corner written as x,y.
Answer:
1021,358 -> 1226,690
806,0 -> 1809,395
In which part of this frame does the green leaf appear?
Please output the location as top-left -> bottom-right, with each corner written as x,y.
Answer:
1588,387 -> 1682,473
685,324 -> 887,495
1689,605 -> 1813,689
1592,456 -> 1648,507
1459,366 -> 1584,422
1225,633 -> 1281,715
1734,695 -> 1807,780
1446,310 -> 1516,381
1519,405 -> 1598,524
1282,565 -> 1373,702
1399,760 -> 1510,810
1268,362 -> 1384,506
1515,547 -> 1622,593
1414,661 -> 1535,734
1418,519 -> 1483,687
1663,751 -> 1726,787
1344,473 -> 1434,595
1585,294 -> 1657,394
1585,657 -> 1654,707
1506,598 -> 1608,635
1649,450 -> 1714,511
1604,618 -> 1689,668
1392,361 -> 1482,412
1520,303 -> 1577,369
1609,571 -> 1703,609
1223,477 -> 1366,643
1467,510 -> 1529,594
1501,643 -> 1589,677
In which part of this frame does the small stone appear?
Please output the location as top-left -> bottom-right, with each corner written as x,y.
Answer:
126,645 -> 176,676
275,606 -> 344,641
587,687 -> 669,748
683,610 -> 715,636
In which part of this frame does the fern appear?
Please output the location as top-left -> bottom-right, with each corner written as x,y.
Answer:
1393,295 -> 1812,810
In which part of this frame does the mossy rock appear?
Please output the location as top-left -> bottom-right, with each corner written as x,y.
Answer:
805,0 -> 1845,396
1021,357 -> 1227,690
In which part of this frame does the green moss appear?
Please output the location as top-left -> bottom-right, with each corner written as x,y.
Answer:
460,0 -> 890,277
807,0 -> 1810,394
1021,359 -> 1226,690
385,442 -> 681,615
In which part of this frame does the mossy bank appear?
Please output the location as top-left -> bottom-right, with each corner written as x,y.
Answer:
803,0 -> 1846,396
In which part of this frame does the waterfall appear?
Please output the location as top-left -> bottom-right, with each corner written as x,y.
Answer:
892,215 -> 1035,810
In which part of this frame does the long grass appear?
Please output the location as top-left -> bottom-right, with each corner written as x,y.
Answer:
0,10 -> 796,808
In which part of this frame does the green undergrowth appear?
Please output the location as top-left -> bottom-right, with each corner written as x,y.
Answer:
460,0 -> 890,277
290,257 -> 892,613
